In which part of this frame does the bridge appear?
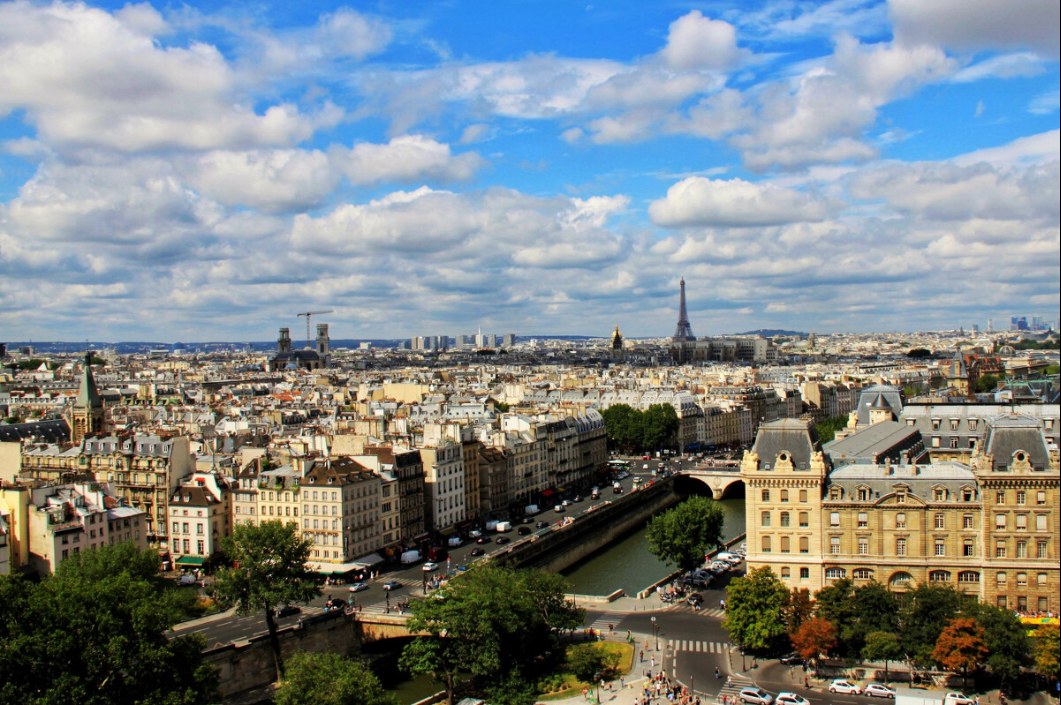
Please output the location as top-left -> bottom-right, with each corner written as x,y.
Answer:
676,461 -> 745,499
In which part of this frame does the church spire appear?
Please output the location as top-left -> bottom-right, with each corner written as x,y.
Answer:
70,351 -> 104,444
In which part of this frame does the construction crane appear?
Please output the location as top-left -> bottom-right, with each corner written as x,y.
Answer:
296,310 -> 333,349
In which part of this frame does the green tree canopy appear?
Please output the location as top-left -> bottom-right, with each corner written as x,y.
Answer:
209,521 -> 319,681
400,565 -> 583,704
966,603 -> 1031,690
862,631 -> 903,682
600,403 -> 679,452
0,543 -> 217,705
898,584 -> 965,668
645,496 -> 725,572
1031,624 -> 1060,681
273,651 -> 396,705
641,404 -> 679,451
783,588 -> 814,638
724,567 -> 790,655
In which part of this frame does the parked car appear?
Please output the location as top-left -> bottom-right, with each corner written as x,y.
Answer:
687,593 -> 703,607
348,582 -> 369,593
275,604 -> 301,617
476,536 -> 491,544
382,580 -> 402,591
864,685 -> 896,699
739,688 -> 773,705
828,680 -> 862,695
496,536 -> 510,544
945,694 -> 973,705
469,547 -> 486,557
422,561 -> 439,572
776,693 -> 810,705
517,526 -> 532,535
778,653 -> 805,666
177,573 -> 198,587
535,520 -> 549,529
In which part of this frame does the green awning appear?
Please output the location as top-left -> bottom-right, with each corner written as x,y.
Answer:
175,555 -> 206,567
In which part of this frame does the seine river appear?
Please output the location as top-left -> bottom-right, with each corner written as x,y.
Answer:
384,496 -> 746,702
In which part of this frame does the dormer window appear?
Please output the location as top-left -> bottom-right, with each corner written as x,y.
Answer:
857,487 -> 871,502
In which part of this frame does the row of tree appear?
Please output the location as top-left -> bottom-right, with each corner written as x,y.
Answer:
724,568 -> 1060,693
600,403 -> 679,453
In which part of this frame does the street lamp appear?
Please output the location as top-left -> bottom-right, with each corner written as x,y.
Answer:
651,616 -> 659,651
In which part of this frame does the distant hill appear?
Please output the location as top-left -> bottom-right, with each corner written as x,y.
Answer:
735,329 -> 806,338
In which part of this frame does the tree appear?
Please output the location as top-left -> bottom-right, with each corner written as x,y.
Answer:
0,543 -> 217,705
645,496 -> 725,572
400,565 -> 583,704
813,415 -> 849,444
273,651 -> 395,705
967,603 -> 1031,690
849,581 -> 899,654
784,588 -> 814,638
933,617 -> 988,688
566,643 -> 620,683
642,404 -> 679,451
815,578 -> 859,656
1031,624 -> 1060,681
601,404 -> 642,452
209,521 -> 319,681
724,567 -> 790,655
898,584 -> 964,669
791,617 -> 838,667
862,631 -> 903,683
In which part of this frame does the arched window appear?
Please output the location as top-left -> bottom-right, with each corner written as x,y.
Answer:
889,571 -> 913,588
853,568 -> 874,580
929,570 -> 951,582
957,571 -> 980,583
826,567 -> 846,580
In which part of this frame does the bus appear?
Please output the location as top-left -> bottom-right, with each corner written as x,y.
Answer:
607,459 -> 631,470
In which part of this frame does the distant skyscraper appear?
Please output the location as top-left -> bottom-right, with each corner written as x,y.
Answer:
672,277 -> 695,341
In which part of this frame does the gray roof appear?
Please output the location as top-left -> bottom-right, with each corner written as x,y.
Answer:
983,414 -> 1052,471
824,421 -> 924,465
827,461 -> 976,502
752,418 -> 818,469
854,385 -> 904,425
0,418 -> 71,443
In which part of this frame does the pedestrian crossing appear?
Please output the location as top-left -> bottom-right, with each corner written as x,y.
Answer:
717,676 -> 753,702
587,615 -> 621,635
671,639 -> 733,654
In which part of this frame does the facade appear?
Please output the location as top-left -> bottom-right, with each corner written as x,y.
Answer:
168,473 -> 230,568
301,457 -> 381,570
420,443 -> 466,532
741,410 -> 1060,613
68,352 -> 105,445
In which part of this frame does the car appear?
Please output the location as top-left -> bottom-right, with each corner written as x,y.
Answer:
864,685 -> 896,699
469,547 -> 486,557
517,526 -> 532,535
496,536 -> 510,544
382,580 -> 402,591
422,561 -> 439,572
324,597 -> 346,610
945,694 -> 973,705
562,499 -> 571,506
275,604 -> 301,617
687,593 -> 704,607
739,687 -> 773,705
456,564 -> 469,572
468,529 -> 482,538
828,680 -> 862,695
476,536 -> 491,544
554,504 -> 565,513
573,495 -> 583,503
536,520 -> 549,529
177,573 -> 198,587
778,653 -> 805,667
776,693 -> 810,705
347,581 -> 369,593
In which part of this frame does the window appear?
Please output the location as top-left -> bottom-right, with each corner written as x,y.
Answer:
1016,540 -> 1027,558
962,488 -> 975,502
780,512 -> 791,527
761,489 -> 771,502
761,511 -> 771,527
935,513 -> 945,529
1016,573 -> 1027,587
1036,514 -> 1048,532
935,541 -> 946,556
958,571 -> 980,583
950,437 -> 959,449
1017,490 -> 1026,505
826,568 -> 846,580
963,514 -> 974,529
997,596 -> 1007,608
781,536 -> 791,553
799,511 -> 809,528
1016,514 -> 1027,530
800,568 -> 809,579
996,514 -> 1007,530
930,570 -> 951,582
896,538 -> 907,556
1037,490 -> 1046,505
932,418 -> 941,430
858,488 -> 870,501
172,521 -> 179,534
934,488 -> 947,501
997,490 -> 1007,504
831,537 -> 841,554
896,512 -> 907,529
761,536 -> 771,552
780,490 -> 789,502
780,567 -> 791,578
858,512 -> 868,528
799,536 -> 809,554
1038,573 -> 1048,586
830,512 -> 840,527
932,436 -> 940,447
858,538 -> 869,555
996,572 -> 1007,585
799,489 -> 808,502
853,568 -> 873,580
995,540 -> 1007,558
1037,541 -> 1048,558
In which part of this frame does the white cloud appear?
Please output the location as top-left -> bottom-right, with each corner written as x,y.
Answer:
182,149 -> 338,212
661,11 -> 740,71
890,0 -> 1060,57
649,177 -> 830,227
331,135 -> 485,186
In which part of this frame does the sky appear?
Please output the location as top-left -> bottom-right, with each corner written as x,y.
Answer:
0,0 -> 1058,344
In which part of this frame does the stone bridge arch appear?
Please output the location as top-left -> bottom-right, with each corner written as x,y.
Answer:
674,471 -> 745,500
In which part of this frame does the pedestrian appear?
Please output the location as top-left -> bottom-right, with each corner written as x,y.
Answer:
640,649 -> 644,663
715,666 -> 720,679
582,686 -> 588,700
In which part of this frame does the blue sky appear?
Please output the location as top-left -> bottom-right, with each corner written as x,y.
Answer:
0,0 -> 1057,343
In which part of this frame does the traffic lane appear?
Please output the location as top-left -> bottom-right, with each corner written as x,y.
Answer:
675,650 -> 729,697
172,606 -> 314,647
750,661 -> 890,705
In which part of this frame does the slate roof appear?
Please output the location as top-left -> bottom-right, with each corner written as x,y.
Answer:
983,414 -> 1052,471
824,420 -> 924,465
752,418 -> 818,469
0,418 -> 70,443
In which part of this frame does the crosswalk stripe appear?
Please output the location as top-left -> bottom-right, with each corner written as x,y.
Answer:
673,639 -> 731,654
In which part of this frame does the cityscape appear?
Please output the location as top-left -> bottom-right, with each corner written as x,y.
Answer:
1,1 -> 1059,705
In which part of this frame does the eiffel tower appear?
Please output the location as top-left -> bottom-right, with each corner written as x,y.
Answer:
672,277 -> 695,341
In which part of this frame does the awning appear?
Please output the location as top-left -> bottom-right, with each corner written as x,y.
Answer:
175,555 -> 206,567
307,559 -> 373,575
352,552 -> 383,568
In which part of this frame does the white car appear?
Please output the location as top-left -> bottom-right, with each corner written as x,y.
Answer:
945,694 -> 973,705
864,685 -> 896,699
776,693 -> 810,705
347,581 -> 369,593
828,680 -> 862,695
422,561 -> 439,572
739,687 -> 774,705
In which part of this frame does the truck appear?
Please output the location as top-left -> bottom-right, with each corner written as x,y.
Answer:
400,549 -> 421,565
495,521 -> 512,532
894,688 -> 973,705
485,519 -> 499,531
524,504 -> 539,516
